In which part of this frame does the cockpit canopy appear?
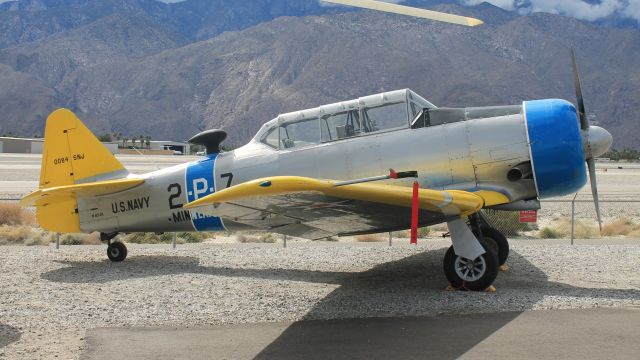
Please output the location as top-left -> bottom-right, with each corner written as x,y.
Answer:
255,89 -> 434,150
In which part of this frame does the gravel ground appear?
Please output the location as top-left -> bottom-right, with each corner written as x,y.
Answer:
1,241 -> 639,360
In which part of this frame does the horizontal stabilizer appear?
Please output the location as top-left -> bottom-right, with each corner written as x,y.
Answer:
21,178 -> 144,207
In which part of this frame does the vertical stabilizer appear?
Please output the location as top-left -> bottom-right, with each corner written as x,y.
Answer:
39,109 -> 127,188
34,109 -> 127,233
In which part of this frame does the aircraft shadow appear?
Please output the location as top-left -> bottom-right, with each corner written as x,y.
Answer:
42,249 -> 639,359
0,323 -> 21,350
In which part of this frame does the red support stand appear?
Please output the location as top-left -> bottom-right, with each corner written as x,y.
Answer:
411,180 -> 419,245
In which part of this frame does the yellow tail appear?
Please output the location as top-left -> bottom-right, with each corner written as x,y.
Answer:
30,109 -> 129,233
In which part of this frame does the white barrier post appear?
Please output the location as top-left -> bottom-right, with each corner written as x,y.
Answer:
56,233 -> 60,249
283,235 -> 287,248
173,232 -> 177,250
388,232 -> 392,246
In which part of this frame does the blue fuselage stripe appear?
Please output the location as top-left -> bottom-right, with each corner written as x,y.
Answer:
186,154 -> 225,231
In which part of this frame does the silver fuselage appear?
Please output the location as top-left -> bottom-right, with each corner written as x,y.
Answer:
77,107 -> 536,235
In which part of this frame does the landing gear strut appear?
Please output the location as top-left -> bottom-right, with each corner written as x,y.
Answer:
470,213 -> 510,266
101,232 -> 127,262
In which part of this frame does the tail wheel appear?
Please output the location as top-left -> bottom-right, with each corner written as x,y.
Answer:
475,226 -> 509,266
443,238 -> 498,291
107,242 -> 127,262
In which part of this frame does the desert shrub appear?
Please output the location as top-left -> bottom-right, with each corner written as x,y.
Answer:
178,232 -> 209,243
60,234 -> 84,245
0,225 -> 43,245
628,229 -> 640,238
417,227 -> 430,237
234,234 -> 247,243
537,218 -> 599,239
390,227 -> 430,239
355,234 -> 385,242
539,227 -> 561,239
235,233 -> 276,243
481,210 -> 531,236
601,218 -> 636,236
0,204 -> 34,226
259,233 -> 276,243
24,235 -> 47,246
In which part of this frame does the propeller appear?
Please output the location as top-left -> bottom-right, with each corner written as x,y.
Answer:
321,0 -> 484,27
571,49 -> 602,232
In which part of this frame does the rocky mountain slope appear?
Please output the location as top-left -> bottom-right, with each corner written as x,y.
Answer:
0,0 -> 638,149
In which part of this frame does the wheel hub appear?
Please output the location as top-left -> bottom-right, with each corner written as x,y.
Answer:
454,255 -> 486,282
109,247 -> 120,257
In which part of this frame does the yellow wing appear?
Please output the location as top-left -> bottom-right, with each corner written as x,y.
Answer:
184,176 -> 508,217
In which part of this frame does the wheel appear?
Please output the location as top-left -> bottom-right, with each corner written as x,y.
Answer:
107,242 -> 127,262
474,226 -> 509,266
443,238 -> 499,291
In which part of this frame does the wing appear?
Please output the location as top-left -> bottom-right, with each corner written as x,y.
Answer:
184,176 -> 508,239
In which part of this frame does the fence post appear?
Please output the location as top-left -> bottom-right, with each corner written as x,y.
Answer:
283,234 -> 287,248
388,232 -> 392,246
56,233 -> 59,249
570,193 -> 578,245
172,232 -> 176,249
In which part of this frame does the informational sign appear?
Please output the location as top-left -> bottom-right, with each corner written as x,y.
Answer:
519,210 -> 537,223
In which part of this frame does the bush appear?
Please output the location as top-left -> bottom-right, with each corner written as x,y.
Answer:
177,232 -> 210,243
0,204 -> 34,226
0,225 -> 45,245
355,234 -> 385,242
602,218 -> 637,236
538,227 -> 561,239
60,234 -> 84,245
234,233 -> 276,243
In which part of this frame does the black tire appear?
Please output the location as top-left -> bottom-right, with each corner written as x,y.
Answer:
443,238 -> 499,291
474,226 -> 509,266
107,242 -> 127,262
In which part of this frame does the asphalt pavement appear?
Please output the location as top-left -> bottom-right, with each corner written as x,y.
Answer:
82,307 -> 640,360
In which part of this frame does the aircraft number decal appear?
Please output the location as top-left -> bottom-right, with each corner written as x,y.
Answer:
167,183 -> 183,209
221,172 -> 234,188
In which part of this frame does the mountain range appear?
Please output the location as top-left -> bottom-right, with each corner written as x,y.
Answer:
0,0 -> 638,149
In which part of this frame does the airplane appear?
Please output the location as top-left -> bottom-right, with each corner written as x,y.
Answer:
20,0 -> 613,291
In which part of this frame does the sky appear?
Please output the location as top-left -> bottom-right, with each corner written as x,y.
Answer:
0,0 -> 638,23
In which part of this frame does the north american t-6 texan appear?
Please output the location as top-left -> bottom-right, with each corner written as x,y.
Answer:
21,0 -> 613,291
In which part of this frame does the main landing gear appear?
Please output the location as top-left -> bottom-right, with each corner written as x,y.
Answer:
442,213 -> 510,291
101,232 -> 127,262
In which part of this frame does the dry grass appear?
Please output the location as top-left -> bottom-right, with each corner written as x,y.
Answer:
0,204 -> 35,226
235,233 -> 277,243
537,218 -> 599,239
59,232 -> 102,245
0,225 -> 46,246
602,218 -> 638,236
355,234 -> 385,242
391,227 -> 431,239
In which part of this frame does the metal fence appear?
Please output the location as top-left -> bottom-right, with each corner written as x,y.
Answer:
482,194 -> 640,241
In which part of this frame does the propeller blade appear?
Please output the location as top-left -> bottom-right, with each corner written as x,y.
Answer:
571,48 -> 589,130
322,0 -> 484,27
587,158 -> 603,232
